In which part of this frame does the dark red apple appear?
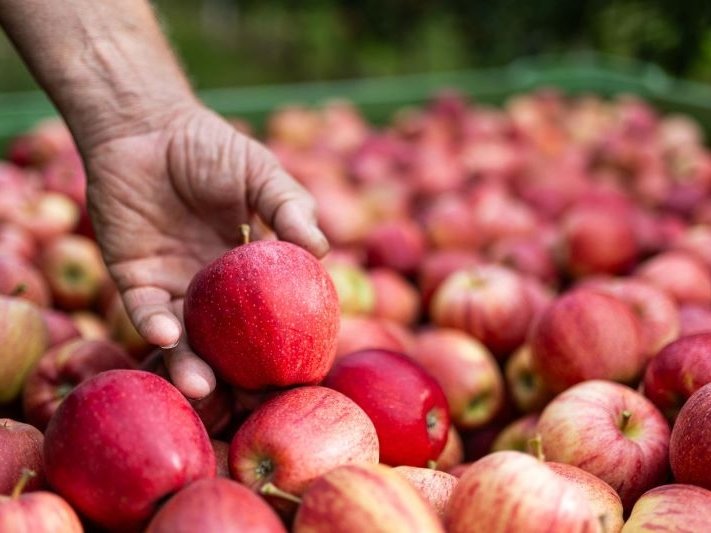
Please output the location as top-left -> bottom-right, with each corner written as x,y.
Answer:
669,382 -> 711,490
323,349 -> 450,467
0,420 -> 45,495
44,369 -> 215,530
369,268 -> 420,325
184,239 -> 339,390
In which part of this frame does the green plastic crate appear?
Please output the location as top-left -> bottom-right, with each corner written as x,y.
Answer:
2,52 -> 711,150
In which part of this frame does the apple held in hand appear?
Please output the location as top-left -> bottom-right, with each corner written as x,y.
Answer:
230,386 -> 379,499
622,484 -> 711,532
669,382 -> 711,490
324,349 -> 450,467
293,463 -> 444,533
0,420 -> 45,495
538,380 -> 670,510
44,369 -> 215,531
146,478 -> 286,533
184,236 -> 339,390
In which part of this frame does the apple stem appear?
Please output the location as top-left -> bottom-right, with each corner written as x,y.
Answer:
11,469 -> 36,499
260,482 -> 302,505
528,434 -> 545,462
620,410 -> 632,432
240,224 -> 251,244
427,460 -> 438,470
10,283 -> 27,297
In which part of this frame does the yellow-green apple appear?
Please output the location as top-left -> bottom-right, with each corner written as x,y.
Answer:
0,420 -> 45,494
0,296 -> 48,404
417,249 -> 480,310
364,219 -> 427,276
435,426 -> 464,472
446,451 -> 599,533
184,239 -> 339,390
324,349 -> 450,467
0,223 -> 36,262
211,440 -> 230,478
105,295 -> 151,360
40,235 -> 108,310
0,255 -> 50,307
421,194 -> 480,250
409,328 -> 504,429
325,261 -> 375,315
505,344 -> 555,413
44,369 -> 216,530
336,315 -> 413,357
546,462 -> 624,533
636,251 -> 711,306
41,309 -> 81,348
430,264 -> 534,358
579,277 -> 679,359
229,386 -> 378,500
490,414 -> 540,454
529,289 -> 644,393
538,380 -> 670,510
643,333 -> 711,422
22,338 -> 135,430
10,192 -> 79,243
679,304 -> 711,336
393,466 -> 458,518
293,463 -> 444,533
145,478 -> 286,533
369,268 -> 420,325
621,484 -> 711,532
0,470 -> 82,533
669,382 -> 711,490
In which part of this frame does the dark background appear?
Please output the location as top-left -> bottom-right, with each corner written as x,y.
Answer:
1,0 -> 710,92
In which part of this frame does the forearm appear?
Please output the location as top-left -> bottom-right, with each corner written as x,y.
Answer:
0,0 -> 197,152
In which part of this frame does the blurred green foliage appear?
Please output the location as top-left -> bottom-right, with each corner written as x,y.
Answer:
0,0 -> 710,92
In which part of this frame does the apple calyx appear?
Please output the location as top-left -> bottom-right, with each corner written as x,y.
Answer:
527,434 -> 545,462
11,468 -> 36,499
427,460 -> 438,469
240,224 -> 251,244
10,283 -> 27,297
463,390 -> 493,424
619,410 -> 632,433
55,382 -> 74,400
426,406 -> 447,441
260,482 -> 302,505
254,457 -> 274,481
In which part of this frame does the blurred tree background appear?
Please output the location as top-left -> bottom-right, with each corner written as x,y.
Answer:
1,0 -> 710,92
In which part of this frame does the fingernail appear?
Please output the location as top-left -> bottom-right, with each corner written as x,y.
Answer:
161,340 -> 179,350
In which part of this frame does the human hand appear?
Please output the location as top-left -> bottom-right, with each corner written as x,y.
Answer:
84,104 -> 329,399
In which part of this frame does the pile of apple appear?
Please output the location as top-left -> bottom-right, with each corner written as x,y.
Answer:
3,88 -> 711,532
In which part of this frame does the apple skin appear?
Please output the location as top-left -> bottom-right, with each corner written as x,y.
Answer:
22,338 -> 135,430
538,380 -> 670,510
446,451 -> 599,533
145,478 -> 286,533
435,426 -> 464,472
324,349 -> 450,467
364,219 -> 427,276
393,466 -> 459,519
409,328 -> 504,429
293,463 -> 444,533
229,386 -> 379,498
325,261 -> 375,315
40,235 -> 109,310
44,369 -> 216,531
636,251 -> 711,306
643,333 -> 711,422
41,308 -> 81,348
0,420 -> 45,495
621,484 -> 711,532
71,311 -> 109,340
529,289 -> 644,393
336,315 -> 413,357
417,249 -> 481,310
547,462 -> 624,533
0,223 -> 36,262
505,344 -> 555,413
9,191 -> 80,243
0,490 -> 83,533
678,304 -> 711,336
184,240 -> 339,390
369,268 -> 420,326
669,382 -> 711,490
490,413 -> 540,454
0,296 -> 48,404
0,254 -> 51,307
430,263 -> 534,358
421,193 -> 480,251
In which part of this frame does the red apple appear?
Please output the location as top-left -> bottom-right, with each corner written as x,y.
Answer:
0,420 -> 45,495
488,235 -> 558,286
293,463 -> 444,533
22,338 -> 135,430
40,235 -> 109,310
7,119 -> 75,168
267,105 -> 321,149
41,308 -> 81,348
430,264 -> 534,358
44,369 -> 215,530
435,426 -> 464,472
467,183 -> 539,247
369,268 -> 420,325
417,249 -> 481,310
336,315 -> 413,357
622,484 -> 711,532
421,194 -> 480,251
669,382 -> 711,490
538,380 -> 670,510
0,223 -> 36,262
10,192 -> 79,243
636,250 -> 711,306
71,311 -> 109,340
364,219 -> 427,276
679,304 -> 711,336
145,478 -> 286,533
490,413 -> 540,454
393,466 -> 458,518
0,254 -> 51,307
505,345 -> 555,413
184,239 -> 339,390
409,328 -> 504,429
229,386 -> 378,500
643,333 -> 711,422
312,184 -> 373,246
529,289 -> 644,393
41,151 -> 86,206
446,451 -> 599,533
0,296 -> 48,404
323,349 -> 450,467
